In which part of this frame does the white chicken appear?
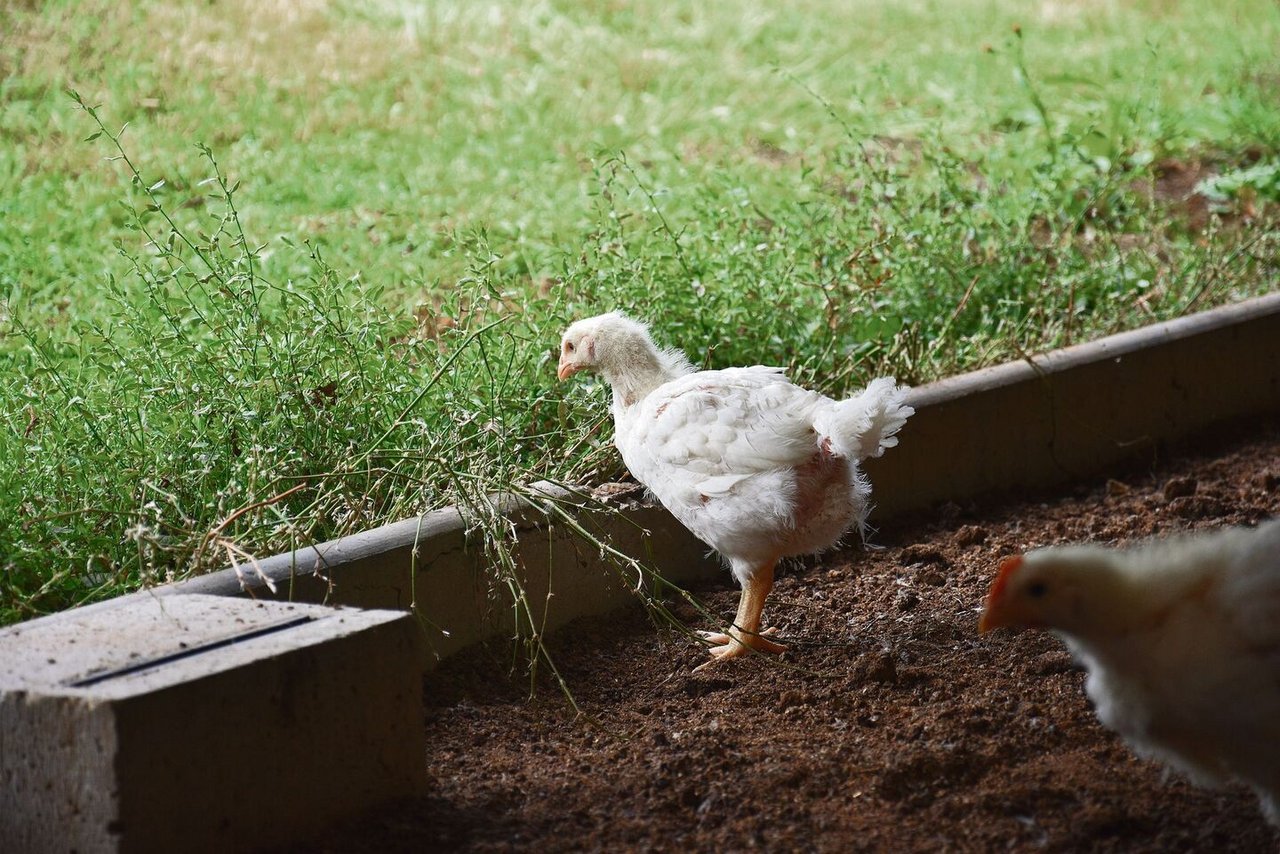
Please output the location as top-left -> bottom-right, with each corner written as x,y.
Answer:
557,312 -> 912,669
979,520 -> 1280,826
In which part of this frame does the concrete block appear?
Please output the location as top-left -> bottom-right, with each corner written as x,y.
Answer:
0,594 -> 426,853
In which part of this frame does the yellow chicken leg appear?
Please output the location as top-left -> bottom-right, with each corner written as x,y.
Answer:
694,562 -> 786,670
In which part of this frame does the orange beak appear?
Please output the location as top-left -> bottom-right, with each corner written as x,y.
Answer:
977,554 -> 1024,634
556,359 -> 579,381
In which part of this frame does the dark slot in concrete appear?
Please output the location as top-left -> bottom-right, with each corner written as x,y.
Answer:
67,614 -> 315,687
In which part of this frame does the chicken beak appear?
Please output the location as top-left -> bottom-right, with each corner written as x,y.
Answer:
977,606 -> 1003,635
556,359 -> 579,381
978,555 -> 1024,634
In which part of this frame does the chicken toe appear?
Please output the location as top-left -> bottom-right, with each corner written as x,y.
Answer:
694,627 -> 787,671
695,626 -> 783,646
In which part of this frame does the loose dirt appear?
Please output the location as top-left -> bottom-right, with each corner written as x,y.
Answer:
291,425 -> 1280,852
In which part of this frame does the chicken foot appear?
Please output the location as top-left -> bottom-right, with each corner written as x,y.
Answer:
694,562 -> 786,670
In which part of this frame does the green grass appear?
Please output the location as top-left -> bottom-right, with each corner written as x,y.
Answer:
1,0 -> 1278,626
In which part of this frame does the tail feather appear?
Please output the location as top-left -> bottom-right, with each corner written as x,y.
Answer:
818,377 -> 913,461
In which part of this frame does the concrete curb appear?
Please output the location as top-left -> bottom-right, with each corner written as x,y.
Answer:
93,483 -> 722,663
866,291 -> 1280,516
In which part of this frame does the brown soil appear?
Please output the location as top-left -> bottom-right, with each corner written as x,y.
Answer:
1132,156 -> 1219,234
292,426 -> 1280,853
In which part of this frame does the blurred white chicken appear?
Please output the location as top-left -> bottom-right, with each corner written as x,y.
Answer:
558,312 -> 912,669
980,520 -> 1280,826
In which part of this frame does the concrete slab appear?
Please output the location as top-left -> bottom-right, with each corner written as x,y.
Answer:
0,595 -> 426,853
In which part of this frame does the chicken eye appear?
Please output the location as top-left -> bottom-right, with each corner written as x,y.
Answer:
564,341 -> 575,354
1027,581 -> 1048,599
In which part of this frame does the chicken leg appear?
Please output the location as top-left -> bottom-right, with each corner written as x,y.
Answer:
694,562 -> 786,670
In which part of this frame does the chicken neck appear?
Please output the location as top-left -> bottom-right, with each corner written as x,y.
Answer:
591,319 -> 693,407
603,354 -> 681,409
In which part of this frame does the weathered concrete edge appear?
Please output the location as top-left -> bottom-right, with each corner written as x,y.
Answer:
865,290 -> 1280,516
25,292 -> 1280,657
79,480 -> 719,662
907,292 -> 1280,408
154,483 -> 574,599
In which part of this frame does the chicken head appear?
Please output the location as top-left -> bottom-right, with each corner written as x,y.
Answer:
979,547 -> 1139,637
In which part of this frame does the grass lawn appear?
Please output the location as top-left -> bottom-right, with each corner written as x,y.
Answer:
1,0 -> 1277,625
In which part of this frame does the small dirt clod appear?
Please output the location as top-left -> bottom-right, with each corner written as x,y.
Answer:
1162,476 -> 1198,500
1106,478 -> 1132,497
955,525 -> 989,547
852,650 -> 898,685
1167,494 -> 1225,519
899,544 -> 947,566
